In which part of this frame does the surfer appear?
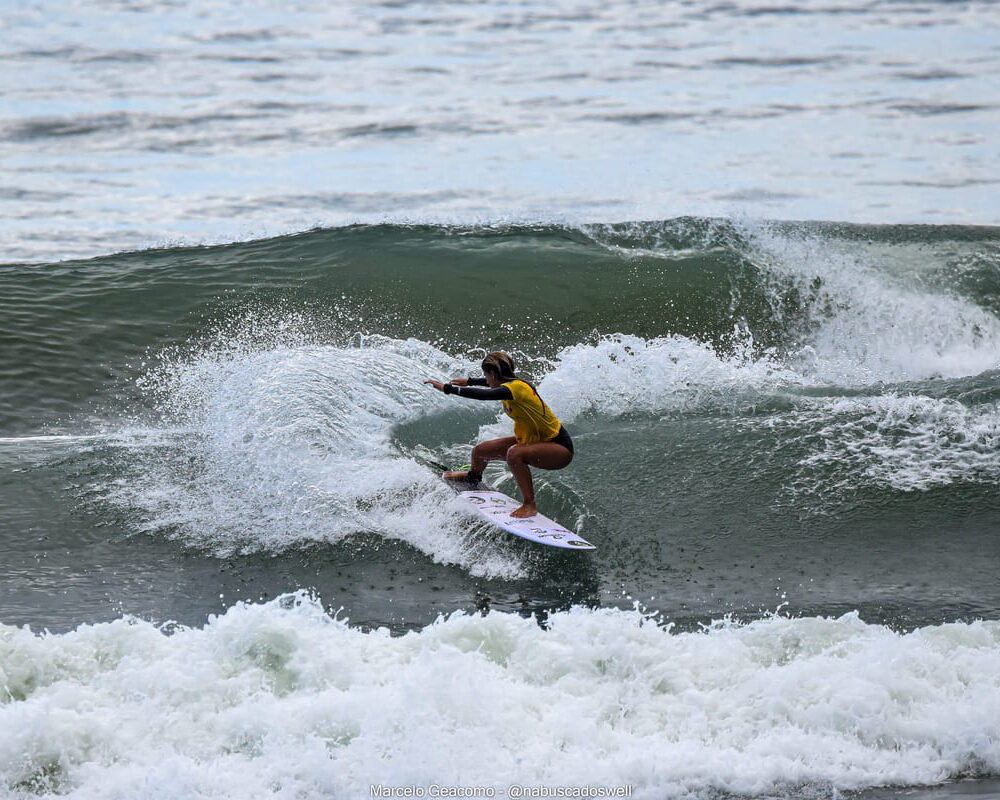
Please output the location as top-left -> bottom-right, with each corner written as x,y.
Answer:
424,351 -> 573,518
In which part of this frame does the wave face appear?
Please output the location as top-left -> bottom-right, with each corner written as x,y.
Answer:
2,594 -> 1000,800
4,220 -> 1000,417
3,219 -> 1000,798
4,221 -> 1000,560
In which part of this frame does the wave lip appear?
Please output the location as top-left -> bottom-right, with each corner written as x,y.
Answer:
739,222 -> 1000,386
2,594 -> 999,798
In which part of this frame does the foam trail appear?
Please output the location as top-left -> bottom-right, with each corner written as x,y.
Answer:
787,394 -> 1000,494
2,594 -> 999,799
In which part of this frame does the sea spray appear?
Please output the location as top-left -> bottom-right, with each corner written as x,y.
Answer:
106,331 -> 527,577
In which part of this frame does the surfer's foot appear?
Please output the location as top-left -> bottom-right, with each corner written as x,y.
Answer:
511,503 -> 537,518
443,470 -> 481,482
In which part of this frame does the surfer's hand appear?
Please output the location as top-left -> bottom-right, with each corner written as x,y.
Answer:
424,380 -> 445,392
450,378 -> 469,386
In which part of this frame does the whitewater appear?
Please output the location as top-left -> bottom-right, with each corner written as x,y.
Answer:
3,594 -> 1000,799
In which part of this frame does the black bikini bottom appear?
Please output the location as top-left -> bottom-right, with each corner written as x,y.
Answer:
547,425 -> 574,455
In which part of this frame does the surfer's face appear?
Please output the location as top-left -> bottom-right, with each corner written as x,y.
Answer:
483,367 -> 501,388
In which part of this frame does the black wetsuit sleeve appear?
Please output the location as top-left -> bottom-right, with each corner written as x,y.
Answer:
466,377 -> 488,386
444,383 -> 513,401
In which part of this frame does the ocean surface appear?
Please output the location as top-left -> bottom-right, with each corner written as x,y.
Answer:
3,2 -> 1000,799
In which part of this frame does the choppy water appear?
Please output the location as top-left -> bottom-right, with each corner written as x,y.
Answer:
4,2 -> 1000,799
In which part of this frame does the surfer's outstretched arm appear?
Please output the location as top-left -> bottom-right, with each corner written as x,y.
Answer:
424,378 -> 515,481
423,380 -> 513,401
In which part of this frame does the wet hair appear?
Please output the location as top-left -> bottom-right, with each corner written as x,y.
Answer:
482,350 -> 550,411
481,351 -> 519,383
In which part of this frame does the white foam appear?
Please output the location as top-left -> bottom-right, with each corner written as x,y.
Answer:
790,394 -> 1000,494
739,222 -> 1000,385
529,223 -> 1000,495
584,219 -> 1000,388
533,332 -> 804,424
464,333 -> 1000,498
104,329 -> 523,578
2,595 -> 999,799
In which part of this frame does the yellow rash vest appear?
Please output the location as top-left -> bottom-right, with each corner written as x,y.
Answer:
501,379 -> 562,445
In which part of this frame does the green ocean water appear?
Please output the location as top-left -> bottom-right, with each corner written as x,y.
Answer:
2,218 -> 1000,635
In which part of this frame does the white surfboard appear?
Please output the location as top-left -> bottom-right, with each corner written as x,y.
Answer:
457,488 -> 596,550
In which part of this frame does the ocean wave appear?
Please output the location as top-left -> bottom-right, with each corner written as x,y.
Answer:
2,593 -> 999,799
738,221 -> 1000,384
99,314 -> 1000,557
21,219 -> 1000,546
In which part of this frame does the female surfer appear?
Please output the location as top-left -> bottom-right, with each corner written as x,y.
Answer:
424,351 -> 573,519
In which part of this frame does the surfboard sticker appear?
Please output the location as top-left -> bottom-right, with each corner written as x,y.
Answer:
457,489 -> 596,550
